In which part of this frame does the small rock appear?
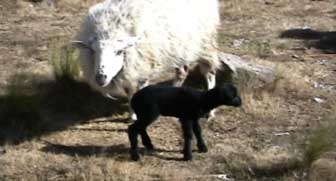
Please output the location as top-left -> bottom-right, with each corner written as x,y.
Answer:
292,54 -> 300,58
319,59 -> 327,65
313,82 -> 335,92
274,132 -> 290,136
232,39 -> 245,48
313,97 -> 326,103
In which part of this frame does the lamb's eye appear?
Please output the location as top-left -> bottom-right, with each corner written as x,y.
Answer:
116,50 -> 123,56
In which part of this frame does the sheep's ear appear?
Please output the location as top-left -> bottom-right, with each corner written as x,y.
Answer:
124,36 -> 141,48
71,40 -> 91,50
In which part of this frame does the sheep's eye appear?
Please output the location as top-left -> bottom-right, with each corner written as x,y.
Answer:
116,50 -> 123,56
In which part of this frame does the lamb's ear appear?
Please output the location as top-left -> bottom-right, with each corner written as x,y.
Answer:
71,40 -> 91,50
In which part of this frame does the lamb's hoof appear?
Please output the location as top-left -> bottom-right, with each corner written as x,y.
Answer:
130,153 -> 140,161
198,145 -> 208,153
130,150 -> 140,161
183,154 -> 193,161
145,146 -> 155,153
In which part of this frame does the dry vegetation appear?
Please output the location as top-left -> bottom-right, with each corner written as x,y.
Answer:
0,0 -> 336,180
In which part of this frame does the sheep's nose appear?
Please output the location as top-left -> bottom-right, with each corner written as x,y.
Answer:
95,73 -> 107,86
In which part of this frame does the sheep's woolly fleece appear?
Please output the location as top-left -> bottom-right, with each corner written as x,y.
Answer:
76,0 -> 221,95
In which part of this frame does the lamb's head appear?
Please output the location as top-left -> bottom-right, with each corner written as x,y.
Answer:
75,36 -> 139,87
217,83 -> 242,107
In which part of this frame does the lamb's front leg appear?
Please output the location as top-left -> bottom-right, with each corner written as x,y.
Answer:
128,123 -> 140,161
192,120 -> 208,153
181,120 -> 193,161
124,79 -> 149,122
128,102 -> 137,121
140,128 -> 154,152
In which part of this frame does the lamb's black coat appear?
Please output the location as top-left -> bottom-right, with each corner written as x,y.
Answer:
128,83 -> 242,161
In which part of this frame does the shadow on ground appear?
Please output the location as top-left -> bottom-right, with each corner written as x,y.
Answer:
41,142 -> 130,157
41,141 -> 183,161
280,28 -> 336,53
0,74 -> 129,145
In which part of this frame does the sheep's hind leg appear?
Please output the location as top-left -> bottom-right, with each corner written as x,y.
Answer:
192,120 -> 208,153
199,62 -> 217,120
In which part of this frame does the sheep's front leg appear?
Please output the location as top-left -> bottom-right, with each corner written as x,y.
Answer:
173,65 -> 189,87
128,123 -> 140,161
199,62 -> 216,90
181,120 -> 193,161
199,62 -> 217,119
192,120 -> 208,153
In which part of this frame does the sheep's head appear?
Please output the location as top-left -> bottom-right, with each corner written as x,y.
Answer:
75,36 -> 140,87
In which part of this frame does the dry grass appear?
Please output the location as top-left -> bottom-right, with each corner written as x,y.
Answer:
0,0 -> 335,180
0,73 -> 49,144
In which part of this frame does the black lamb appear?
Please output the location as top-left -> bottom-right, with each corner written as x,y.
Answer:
128,83 -> 242,161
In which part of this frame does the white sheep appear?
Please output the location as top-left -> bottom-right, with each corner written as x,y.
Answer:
75,0 -> 221,118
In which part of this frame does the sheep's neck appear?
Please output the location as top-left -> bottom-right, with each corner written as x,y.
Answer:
200,89 -> 221,113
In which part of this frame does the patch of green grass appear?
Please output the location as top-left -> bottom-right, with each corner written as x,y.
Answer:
218,32 -> 272,58
50,44 -> 81,84
304,110 -> 336,166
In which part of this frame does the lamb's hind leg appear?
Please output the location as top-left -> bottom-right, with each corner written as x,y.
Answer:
139,109 -> 159,152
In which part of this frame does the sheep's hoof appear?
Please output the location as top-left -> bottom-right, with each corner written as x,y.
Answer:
198,145 -> 208,153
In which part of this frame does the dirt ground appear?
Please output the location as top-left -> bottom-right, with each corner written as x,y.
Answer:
0,0 -> 336,180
